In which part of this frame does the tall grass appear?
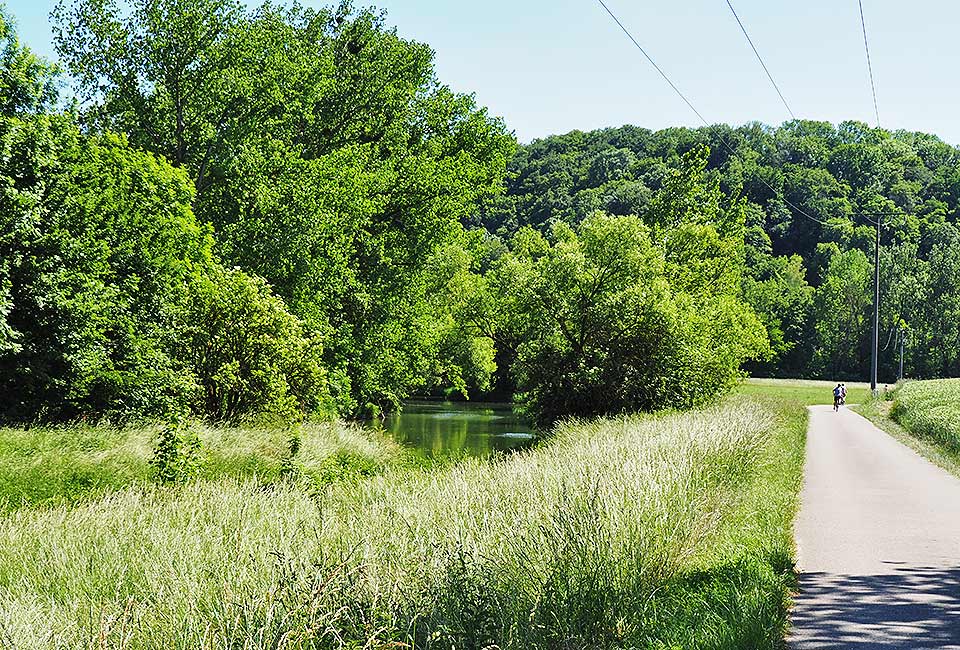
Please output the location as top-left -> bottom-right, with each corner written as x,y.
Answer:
0,397 -> 805,649
892,379 -> 960,451
0,420 -> 400,510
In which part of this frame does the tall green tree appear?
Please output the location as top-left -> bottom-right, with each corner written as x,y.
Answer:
0,112 -> 329,421
53,0 -> 516,413
0,16 -> 326,421
459,148 -> 767,424
0,8 -> 57,116
468,210 -> 766,425
811,248 -> 872,378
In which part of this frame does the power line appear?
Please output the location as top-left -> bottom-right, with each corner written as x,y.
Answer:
596,0 -> 896,389
721,2 -> 893,231
855,0 -> 885,392
594,0 -> 709,126
858,0 -> 881,128
724,0 -> 796,120
856,0 -> 884,392
594,1 -> 897,232
593,0 -> 829,226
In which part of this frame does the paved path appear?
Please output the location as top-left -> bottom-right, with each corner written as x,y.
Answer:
790,405 -> 960,648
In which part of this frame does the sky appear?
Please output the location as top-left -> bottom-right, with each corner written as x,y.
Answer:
5,0 -> 959,144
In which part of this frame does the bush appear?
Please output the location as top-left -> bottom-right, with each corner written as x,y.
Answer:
0,114 -> 329,423
0,117 -> 210,420
150,418 -> 202,484
473,209 -> 767,425
174,266 -> 329,421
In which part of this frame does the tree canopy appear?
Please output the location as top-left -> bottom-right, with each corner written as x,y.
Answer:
52,0 -> 516,415
481,121 -> 960,383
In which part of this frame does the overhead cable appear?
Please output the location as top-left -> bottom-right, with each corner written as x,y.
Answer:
593,0 -> 828,225
858,0 -> 882,128
724,0 -> 796,120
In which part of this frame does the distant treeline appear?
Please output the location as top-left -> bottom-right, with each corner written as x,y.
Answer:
479,122 -> 960,383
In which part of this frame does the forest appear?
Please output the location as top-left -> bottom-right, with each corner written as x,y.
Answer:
1,0 -> 958,428
0,0 -> 766,426
481,121 -> 960,384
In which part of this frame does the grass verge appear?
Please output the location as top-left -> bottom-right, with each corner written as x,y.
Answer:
0,396 -> 805,649
854,379 -> 960,478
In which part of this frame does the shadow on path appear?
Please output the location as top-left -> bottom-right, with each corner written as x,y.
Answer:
791,566 -> 960,648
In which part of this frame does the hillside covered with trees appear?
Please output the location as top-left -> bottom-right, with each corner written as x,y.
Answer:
479,122 -> 960,383
1,2 -> 957,645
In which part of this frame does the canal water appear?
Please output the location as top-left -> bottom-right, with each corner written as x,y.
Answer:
375,400 -> 536,458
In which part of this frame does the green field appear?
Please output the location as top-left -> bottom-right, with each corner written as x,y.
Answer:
736,377 -> 873,406
0,397 -> 806,649
891,379 -> 960,451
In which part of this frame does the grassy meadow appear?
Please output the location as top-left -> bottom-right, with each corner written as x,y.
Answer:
0,421 -> 402,510
736,377 -> 872,406
0,397 -> 806,649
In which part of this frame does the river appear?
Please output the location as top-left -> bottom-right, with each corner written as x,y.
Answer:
374,400 -> 537,458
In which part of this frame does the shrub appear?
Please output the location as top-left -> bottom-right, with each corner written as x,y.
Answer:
0,113 -> 329,423
149,417 -> 201,484
174,265 -> 330,422
472,210 -> 767,425
0,117 -> 210,420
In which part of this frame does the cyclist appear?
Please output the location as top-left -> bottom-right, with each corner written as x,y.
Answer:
833,384 -> 843,411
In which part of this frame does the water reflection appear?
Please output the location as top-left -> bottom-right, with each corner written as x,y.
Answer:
375,400 -> 536,458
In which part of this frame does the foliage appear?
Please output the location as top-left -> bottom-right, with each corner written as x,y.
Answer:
51,0 -> 516,414
0,112 -> 326,422
461,148 -> 768,424
0,115 -> 204,420
175,266 -> 328,421
811,248 -> 873,377
0,8 -> 58,117
483,121 -> 960,382
11,0 -> 960,420
150,417 -> 201,484
0,398 -> 805,649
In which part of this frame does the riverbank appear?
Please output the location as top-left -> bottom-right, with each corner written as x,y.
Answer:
0,395 -> 805,648
0,421 -> 403,510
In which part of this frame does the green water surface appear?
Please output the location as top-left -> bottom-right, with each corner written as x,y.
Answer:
376,400 -> 536,458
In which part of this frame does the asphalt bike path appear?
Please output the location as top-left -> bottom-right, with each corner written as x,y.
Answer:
790,405 -> 960,648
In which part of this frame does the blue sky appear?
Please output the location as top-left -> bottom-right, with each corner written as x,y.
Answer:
5,0 -> 958,144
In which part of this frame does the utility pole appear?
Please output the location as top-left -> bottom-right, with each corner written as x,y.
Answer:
898,327 -> 907,382
871,217 -> 880,394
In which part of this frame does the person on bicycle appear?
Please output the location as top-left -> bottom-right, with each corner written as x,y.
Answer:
833,384 -> 843,411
